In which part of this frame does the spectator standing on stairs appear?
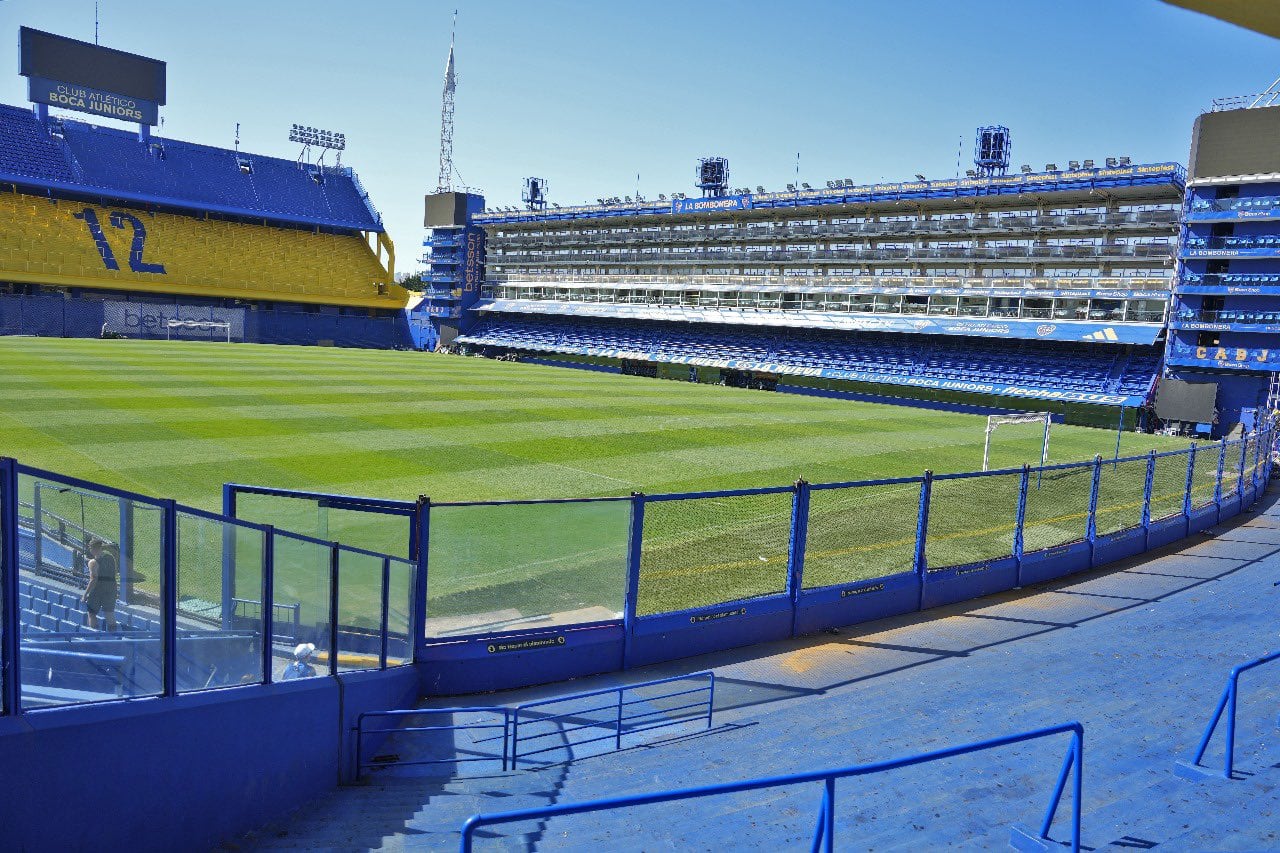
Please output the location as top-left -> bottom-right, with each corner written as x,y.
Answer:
83,538 -> 119,631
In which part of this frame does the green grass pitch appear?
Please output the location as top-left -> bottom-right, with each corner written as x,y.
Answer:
0,338 -> 1192,629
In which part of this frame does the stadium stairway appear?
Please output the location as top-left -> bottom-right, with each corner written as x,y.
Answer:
241,492 -> 1280,851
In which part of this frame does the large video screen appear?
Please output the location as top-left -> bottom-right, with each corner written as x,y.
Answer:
20,27 -> 166,105
1189,106 -> 1280,179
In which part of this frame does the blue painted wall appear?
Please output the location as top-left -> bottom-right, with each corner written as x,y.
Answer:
0,667 -> 419,852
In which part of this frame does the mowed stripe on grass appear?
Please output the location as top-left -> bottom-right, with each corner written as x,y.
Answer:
0,337 -> 1185,508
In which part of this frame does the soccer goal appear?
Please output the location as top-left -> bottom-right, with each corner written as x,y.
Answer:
166,319 -> 232,342
983,411 -> 1052,471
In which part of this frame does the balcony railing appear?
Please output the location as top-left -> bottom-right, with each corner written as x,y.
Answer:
485,272 -> 1171,293
1189,196 -> 1280,215
488,244 -> 1174,266
1182,236 -> 1280,252
489,210 -> 1178,250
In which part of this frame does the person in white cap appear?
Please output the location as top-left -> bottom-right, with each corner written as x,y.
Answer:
281,643 -> 318,680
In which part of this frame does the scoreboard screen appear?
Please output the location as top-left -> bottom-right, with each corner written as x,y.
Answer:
20,27 -> 166,106
1189,105 -> 1280,180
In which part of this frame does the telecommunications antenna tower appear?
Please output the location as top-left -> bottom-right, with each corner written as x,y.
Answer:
436,10 -> 458,193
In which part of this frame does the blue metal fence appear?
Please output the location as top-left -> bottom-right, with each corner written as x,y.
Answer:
459,721 -> 1085,852
216,428 -> 1276,693
511,671 -> 714,768
352,671 -> 715,777
2,428 -> 1275,715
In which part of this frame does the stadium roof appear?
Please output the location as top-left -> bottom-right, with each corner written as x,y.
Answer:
1164,1 -> 1280,40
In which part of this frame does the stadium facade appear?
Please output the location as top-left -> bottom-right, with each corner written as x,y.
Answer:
450,160 -> 1181,417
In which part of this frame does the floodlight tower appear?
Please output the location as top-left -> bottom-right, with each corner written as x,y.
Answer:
436,11 -> 458,193
523,177 -> 548,211
696,157 -> 730,198
974,126 -> 1011,177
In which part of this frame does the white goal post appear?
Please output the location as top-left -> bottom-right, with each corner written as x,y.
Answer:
166,319 -> 232,342
983,411 -> 1052,471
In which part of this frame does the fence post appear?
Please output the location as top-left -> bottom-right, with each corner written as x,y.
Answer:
1183,444 -> 1197,520
1215,438 -> 1227,519
1252,433 -> 1264,492
1,458 -> 22,715
220,484 -> 237,630
615,688 -> 625,751
120,498 -> 135,607
161,498 -> 178,697
787,480 -> 810,637
32,480 -> 42,577
261,524 -> 275,685
412,496 -> 430,664
1013,466 -> 1029,584
328,543 -> 341,677
622,492 -> 645,670
1141,451 -> 1156,548
1087,455 -> 1102,554
379,556 -> 391,669
1237,438 -> 1248,514
913,472 -> 932,610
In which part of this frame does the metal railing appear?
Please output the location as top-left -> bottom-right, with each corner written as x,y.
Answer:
355,706 -> 512,774
459,721 -> 1084,852
351,672 -> 716,778
511,671 -> 714,768
1175,650 -> 1280,780
485,272 -> 1172,292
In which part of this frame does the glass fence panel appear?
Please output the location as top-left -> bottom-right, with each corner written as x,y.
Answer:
18,475 -> 164,708
234,490 -> 410,560
638,491 -> 793,616
803,481 -> 920,588
335,548 -> 384,672
176,511 -> 264,691
926,472 -> 1020,569
1190,445 -> 1223,510
1149,451 -> 1191,522
386,558 -> 414,665
1022,464 -> 1093,553
1095,458 -> 1150,536
270,532 -> 331,680
426,500 -> 630,638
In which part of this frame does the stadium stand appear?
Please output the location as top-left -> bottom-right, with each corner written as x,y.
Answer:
0,105 -> 381,230
459,314 -> 1161,404
425,159 -> 1188,418
0,102 -> 411,345
0,104 -> 77,183
0,192 -> 398,308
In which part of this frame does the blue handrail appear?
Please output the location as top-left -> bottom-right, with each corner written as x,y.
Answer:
511,671 -> 715,767
460,721 -> 1084,852
355,706 -> 511,775
1175,649 -> 1280,780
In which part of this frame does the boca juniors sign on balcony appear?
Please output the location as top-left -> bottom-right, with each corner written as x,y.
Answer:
20,27 -> 166,126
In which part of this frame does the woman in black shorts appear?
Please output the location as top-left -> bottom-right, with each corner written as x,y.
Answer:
84,538 -> 119,631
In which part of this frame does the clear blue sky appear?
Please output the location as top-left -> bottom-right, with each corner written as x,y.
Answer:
2,0 -> 1277,271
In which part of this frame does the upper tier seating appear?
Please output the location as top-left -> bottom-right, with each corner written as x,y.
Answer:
461,315 -> 1160,400
0,104 -> 76,183
0,103 -> 380,230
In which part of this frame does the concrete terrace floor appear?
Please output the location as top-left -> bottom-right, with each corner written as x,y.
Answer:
240,491 -> 1280,852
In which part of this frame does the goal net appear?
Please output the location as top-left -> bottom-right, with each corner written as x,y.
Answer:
983,412 -> 1052,471
166,319 -> 232,342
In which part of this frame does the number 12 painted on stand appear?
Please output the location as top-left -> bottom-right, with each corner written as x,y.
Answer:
73,207 -> 167,274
